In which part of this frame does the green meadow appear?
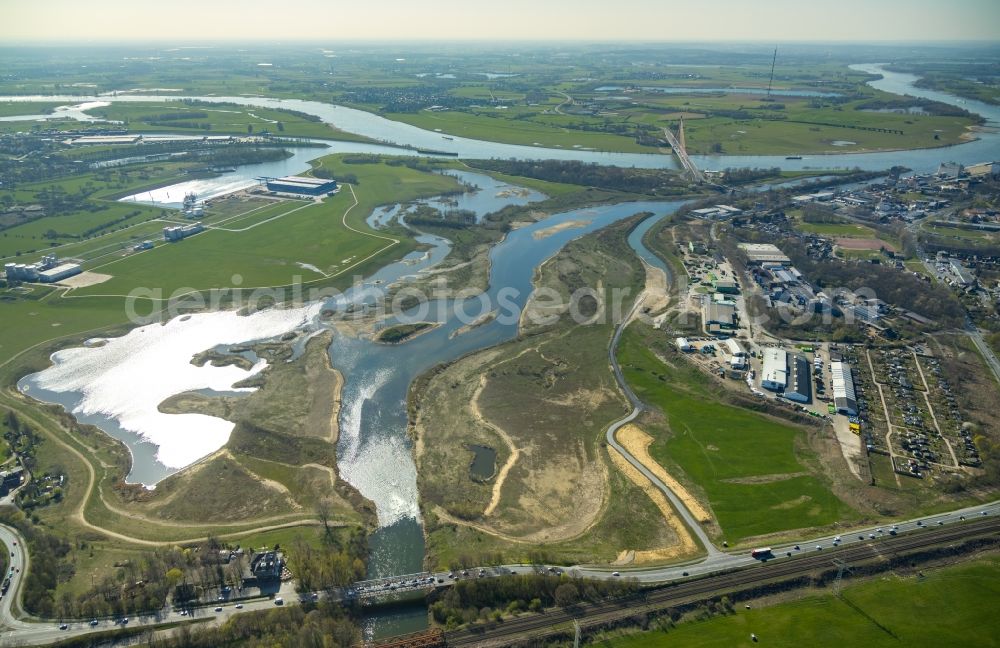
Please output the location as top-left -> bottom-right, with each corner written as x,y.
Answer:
604,556 -> 1000,648
617,325 -> 854,544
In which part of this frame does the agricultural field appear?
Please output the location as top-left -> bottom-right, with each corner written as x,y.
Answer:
617,324 -> 855,544
602,556 -> 1000,648
85,101 -> 374,143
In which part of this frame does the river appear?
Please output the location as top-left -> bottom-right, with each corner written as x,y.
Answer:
0,62 -> 998,186
9,63 -> 1000,638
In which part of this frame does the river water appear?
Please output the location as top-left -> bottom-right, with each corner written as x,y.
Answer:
8,64 -> 1000,638
1,63 -> 998,182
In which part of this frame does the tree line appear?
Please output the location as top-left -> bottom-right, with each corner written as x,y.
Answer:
467,159 -> 690,196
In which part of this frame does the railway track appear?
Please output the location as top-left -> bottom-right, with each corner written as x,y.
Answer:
445,516 -> 1000,646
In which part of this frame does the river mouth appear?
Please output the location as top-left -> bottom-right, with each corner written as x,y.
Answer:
6,61 -> 998,638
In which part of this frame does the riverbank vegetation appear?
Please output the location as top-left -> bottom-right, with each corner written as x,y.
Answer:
412,214 -> 701,569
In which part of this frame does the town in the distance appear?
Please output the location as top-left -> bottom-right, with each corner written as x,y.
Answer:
0,9 -> 998,648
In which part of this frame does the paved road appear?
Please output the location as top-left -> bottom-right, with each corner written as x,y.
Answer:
603,295 -> 723,558
965,319 -> 1000,386
1,499 -> 998,645
662,126 -> 704,183
448,514 -> 1000,647
909,219 -> 1000,386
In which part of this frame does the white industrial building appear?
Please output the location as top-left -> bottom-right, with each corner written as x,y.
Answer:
676,337 -> 693,352
164,222 -> 204,242
4,254 -> 80,283
739,243 -> 791,266
831,361 -> 858,416
761,348 -> 788,391
37,263 -> 82,283
722,338 -> 746,357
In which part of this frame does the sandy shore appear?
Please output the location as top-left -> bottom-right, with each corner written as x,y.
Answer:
532,219 -> 589,240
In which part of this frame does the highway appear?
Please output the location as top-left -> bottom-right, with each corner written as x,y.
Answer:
0,499 -> 997,645
446,514 -> 1000,647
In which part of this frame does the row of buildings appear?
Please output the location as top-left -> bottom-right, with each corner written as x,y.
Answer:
760,347 -> 812,404
4,254 -> 81,283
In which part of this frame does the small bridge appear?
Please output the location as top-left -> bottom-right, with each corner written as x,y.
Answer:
348,572 -> 441,601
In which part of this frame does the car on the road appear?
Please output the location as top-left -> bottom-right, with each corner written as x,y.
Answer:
682,571 -> 689,576
89,620 -> 99,627
214,607 -> 223,612
59,624 -> 68,630
180,611 -> 188,616
274,597 -> 284,606
612,572 -> 620,577
235,604 -> 243,609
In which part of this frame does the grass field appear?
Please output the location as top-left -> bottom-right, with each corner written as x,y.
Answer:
388,109 -> 654,153
0,155 -> 462,367
85,101 -> 374,143
70,161 -> 457,297
603,556 -> 1000,648
617,324 -> 854,544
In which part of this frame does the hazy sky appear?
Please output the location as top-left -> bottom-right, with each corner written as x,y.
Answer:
3,0 -> 999,42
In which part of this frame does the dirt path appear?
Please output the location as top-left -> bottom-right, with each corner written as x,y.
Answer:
472,375 -> 521,517
5,392 -> 321,546
616,424 -> 713,524
631,259 -> 671,320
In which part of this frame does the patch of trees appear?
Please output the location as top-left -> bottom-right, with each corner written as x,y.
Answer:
376,322 -> 435,343
147,603 -> 361,648
720,167 -> 782,185
800,203 -> 846,224
139,112 -> 209,123
428,573 -> 640,629
467,159 -> 689,195
786,245 -> 965,327
855,97 -> 979,119
285,523 -> 367,593
197,147 -> 291,167
406,205 -> 477,230
0,510 -> 70,618
143,121 -> 212,130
